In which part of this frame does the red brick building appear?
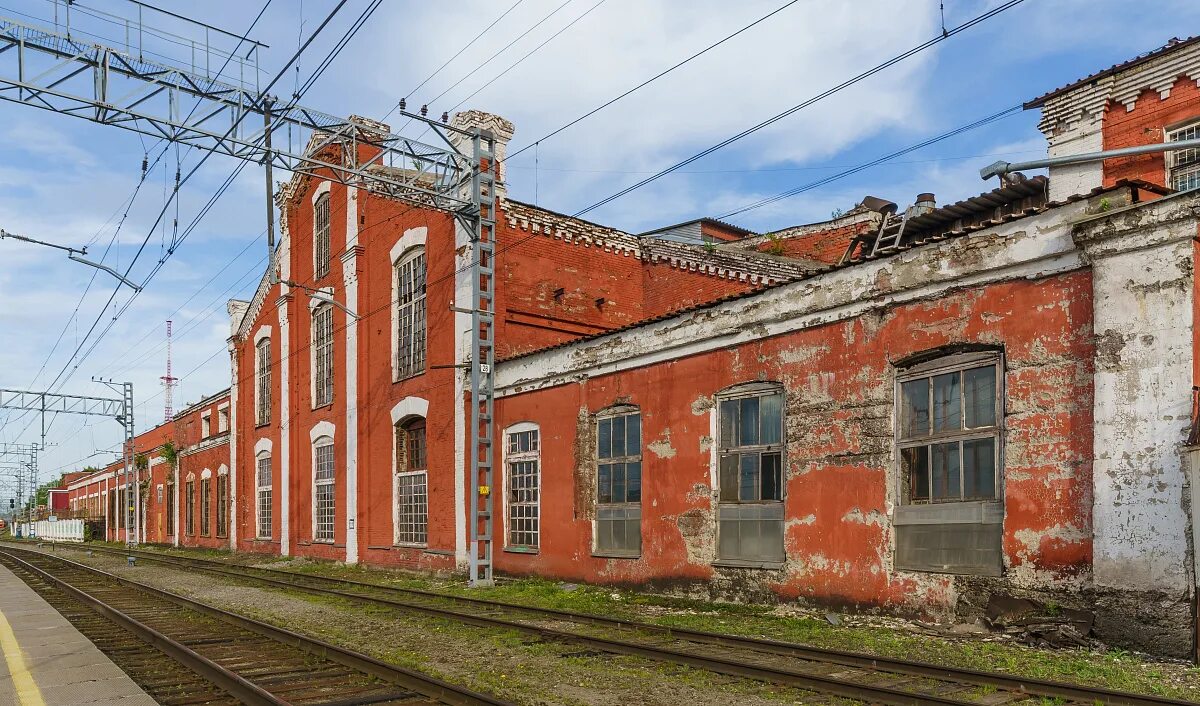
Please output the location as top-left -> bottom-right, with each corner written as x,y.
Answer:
65,39 -> 1200,657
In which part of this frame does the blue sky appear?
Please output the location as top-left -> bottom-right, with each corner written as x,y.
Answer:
0,0 -> 1197,480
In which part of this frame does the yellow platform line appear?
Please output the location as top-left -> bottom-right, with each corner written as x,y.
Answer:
0,606 -> 46,706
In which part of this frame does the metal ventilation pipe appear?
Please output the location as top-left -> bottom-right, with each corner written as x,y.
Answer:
981,137 -> 1200,181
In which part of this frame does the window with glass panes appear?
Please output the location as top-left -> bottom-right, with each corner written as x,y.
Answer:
314,192 -> 331,278
395,418 -> 428,545
897,354 -> 1001,504
717,386 -> 785,564
395,249 -> 427,379
166,480 -> 175,535
200,478 -> 211,535
314,441 -> 336,542
506,427 -> 540,549
185,480 -> 195,535
595,410 -> 642,556
256,338 -> 271,425
216,475 -> 228,538
256,455 -> 272,539
314,305 -> 334,407
1168,121 -> 1200,192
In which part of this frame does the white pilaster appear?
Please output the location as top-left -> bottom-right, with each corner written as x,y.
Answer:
277,296 -> 292,556
342,184 -> 360,564
227,346 -> 238,549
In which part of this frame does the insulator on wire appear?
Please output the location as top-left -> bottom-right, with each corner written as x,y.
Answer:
141,156 -> 148,176
420,104 -> 428,117
441,111 -> 449,124
399,98 -> 406,111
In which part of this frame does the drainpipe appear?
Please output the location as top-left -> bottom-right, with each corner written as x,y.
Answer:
980,137 -> 1200,180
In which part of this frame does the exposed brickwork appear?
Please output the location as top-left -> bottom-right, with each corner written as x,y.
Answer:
756,219 -> 875,265
1102,76 -> 1200,188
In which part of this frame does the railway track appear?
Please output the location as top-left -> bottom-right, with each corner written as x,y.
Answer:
0,546 -> 511,706
43,542 -> 1196,706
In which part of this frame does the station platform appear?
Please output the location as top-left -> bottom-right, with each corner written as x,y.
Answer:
0,564 -> 154,706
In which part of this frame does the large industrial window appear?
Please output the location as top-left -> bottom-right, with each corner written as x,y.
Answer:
595,409 -> 642,557
166,480 -> 175,536
256,454 -> 272,539
107,491 -> 115,530
395,248 -> 427,380
200,477 -> 211,536
314,192 -> 331,279
395,418 -> 428,546
1168,121 -> 1200,192
313,304 -> 334,407
894,351 -> 1003,575
717,384 -> 785,565
185,479 -> 195,536
216,474 -> 228,538
506,425 -> 540,550
314,440 -> 336,542
256,338 -> 272,425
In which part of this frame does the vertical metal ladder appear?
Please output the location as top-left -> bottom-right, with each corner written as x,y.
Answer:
468,128 -> 498,587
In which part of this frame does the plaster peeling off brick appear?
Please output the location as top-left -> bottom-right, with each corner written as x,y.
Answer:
647,429 -> 677,459
842,508 -> 887,528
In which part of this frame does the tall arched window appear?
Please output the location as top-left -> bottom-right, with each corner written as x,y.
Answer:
256,453 -> 272,539
216,467 -> 229,539
395,248 -> 427,380
256,337 -> 272,425
394,417 -> 428,545
313,304 -> 334,407
313,437 -> 336,542
185,474 -> 196,536
199,470 -> 211,536
165,478 -> 175,536
314,192 -> 331,279
716,383 -> 785,565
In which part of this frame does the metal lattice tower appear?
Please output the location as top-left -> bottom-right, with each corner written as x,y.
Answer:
161,320 -> 178,422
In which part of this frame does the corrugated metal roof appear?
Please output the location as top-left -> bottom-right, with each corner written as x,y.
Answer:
1025,36 -> 1200,109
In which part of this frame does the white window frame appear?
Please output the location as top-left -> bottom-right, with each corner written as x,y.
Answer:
255,335 -> 272,426
503,422 -> 541,552
216,466 -> 229,539
217,403 -> 230,434
393,246 -> 428,381
1166,119 -> 1200,192
201,411 -> 211,438
199,469 -> 212,537
311,424 -> 336,543
394,417 -> 429,547
312,303 -> 334,408
255,452 -> 272,540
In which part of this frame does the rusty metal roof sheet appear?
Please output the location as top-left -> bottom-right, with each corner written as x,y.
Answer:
1025,36 -> 1200,109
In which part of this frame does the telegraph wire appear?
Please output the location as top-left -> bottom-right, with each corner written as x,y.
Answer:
571,0 -> 1027,218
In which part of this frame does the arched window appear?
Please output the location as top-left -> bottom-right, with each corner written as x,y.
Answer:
314,191 -> 331,279
256,453 -> 272,539
594,406 -> 642,557
395,248 -> 427,380
313,304 -> 334,407
199,471 -> 211,536
505,423 -> 540,550
256,337 -> 272,425
394,417 -> 428,545
716,383 -> 785,565
313,437 -> 336,542
216,467 -> 229,539
894,350 -> 1003,575
165,478 -> 175,536
185,474 -> 196,536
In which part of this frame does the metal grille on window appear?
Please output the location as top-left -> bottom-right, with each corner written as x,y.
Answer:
507,429 -> 539,549
314,442 -> 336,542
200,479 -> 211,536
314,305 -> 334,407
314,193 -> 331,279
166,482 -> 175,535
185,481 -> 195,535
396,249 -> 427,379
596,411 -> 642,556
395,419 -> 428,545
717,388 -> 785,563
1169,123 -> 1200,192
898,361 -> 1000,503
256,456 -> 272,539
256,338 -> 271,425
216,475 -> 228,538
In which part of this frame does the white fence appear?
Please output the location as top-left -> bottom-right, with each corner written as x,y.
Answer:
18,519 -> 86,543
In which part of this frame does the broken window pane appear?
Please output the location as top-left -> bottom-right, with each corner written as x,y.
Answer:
903,446 -> 930,501
901,379 -> 930,438
963,438 -> 996,499
964,366 -> 996,428
932,372 -> 961,432
760,393 -> 783,445
739,396 -> 760,446
761,452 -> 782,501
931,441 -> 961,500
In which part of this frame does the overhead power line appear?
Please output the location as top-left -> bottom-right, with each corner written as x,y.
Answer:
571,0 -> 1028,218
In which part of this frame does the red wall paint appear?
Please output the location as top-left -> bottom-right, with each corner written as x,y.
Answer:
1103,76 -> 1200,189
493,271 -> 1094,613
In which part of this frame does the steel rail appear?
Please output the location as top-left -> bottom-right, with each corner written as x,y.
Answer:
0,546 -> 512,706
0,549 -> 284,705
74,543 -> 1195,706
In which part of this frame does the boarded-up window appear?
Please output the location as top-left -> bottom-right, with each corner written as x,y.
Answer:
595,409 -> 641,556
716,385 -> 785,565
894,351 -> 1003,576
